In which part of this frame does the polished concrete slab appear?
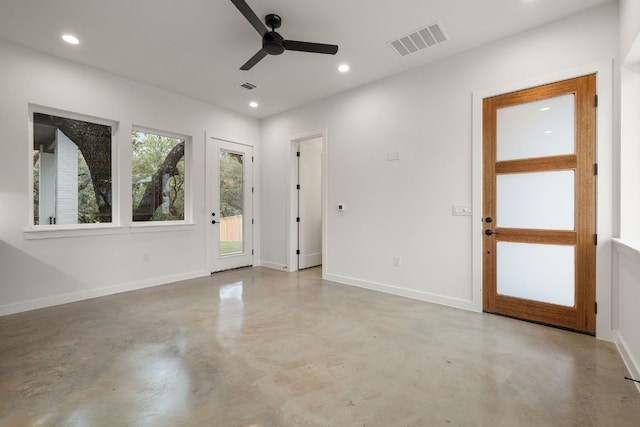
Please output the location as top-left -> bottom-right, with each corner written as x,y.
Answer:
1,267 -> 639,426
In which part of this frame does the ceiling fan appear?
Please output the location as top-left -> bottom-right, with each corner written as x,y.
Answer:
230,0 -> 339,71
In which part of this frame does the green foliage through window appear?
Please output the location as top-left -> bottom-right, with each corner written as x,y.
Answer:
132,131 -> 186,222
220,151 -> 243,218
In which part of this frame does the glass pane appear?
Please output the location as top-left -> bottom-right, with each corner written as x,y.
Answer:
219,150 -> 244,255
497,242 -> 575,307
132,131 -> 186,222
33,112 -> 112,225
497,94 -> 575,161
497,171 -> 574,230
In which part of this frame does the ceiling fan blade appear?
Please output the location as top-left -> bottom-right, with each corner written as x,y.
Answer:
240,49 -> 268,70
230,0 -> 268,36
283,40 -> 339,55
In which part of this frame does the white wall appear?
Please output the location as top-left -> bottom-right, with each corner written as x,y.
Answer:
613,242 -> 640,389
620,0 -> 640,239
261,4 -> 618,319
0,39 -> 259,315
620,0 -> 640,63
614,0 -> 640,389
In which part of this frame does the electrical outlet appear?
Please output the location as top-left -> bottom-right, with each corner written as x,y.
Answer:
393,255 -> 401,267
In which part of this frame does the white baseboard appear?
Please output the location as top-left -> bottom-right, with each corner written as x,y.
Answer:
324,273 -> 477,312
259,261 -> 289,271
0,269 -> 210,316
615,331 -> 640,393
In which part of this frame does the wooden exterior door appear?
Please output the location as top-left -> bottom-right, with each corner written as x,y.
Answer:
482,75 -> 597,334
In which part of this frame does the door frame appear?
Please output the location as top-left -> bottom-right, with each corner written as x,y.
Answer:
287,128 -> 328,275
205,133 -> 255,273
471,60 -> 614,339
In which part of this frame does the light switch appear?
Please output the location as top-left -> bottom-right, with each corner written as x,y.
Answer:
452,205 -> 472,216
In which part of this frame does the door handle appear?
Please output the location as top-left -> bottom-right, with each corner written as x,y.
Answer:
485,229 -> 496,236
212,220 -> 217,224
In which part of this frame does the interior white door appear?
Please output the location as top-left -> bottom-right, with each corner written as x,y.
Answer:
209,138 -> 253,272
298,138 -> 322,269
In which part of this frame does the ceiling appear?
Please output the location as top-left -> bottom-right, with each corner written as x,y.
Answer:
0,0 -> 611,119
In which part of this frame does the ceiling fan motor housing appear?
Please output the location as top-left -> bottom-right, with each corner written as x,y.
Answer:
263,31 -> 285,55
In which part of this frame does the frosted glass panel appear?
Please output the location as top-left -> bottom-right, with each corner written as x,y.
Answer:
497,94 -> 575,161
497,242 -> 575,307
497,171 -> 574,230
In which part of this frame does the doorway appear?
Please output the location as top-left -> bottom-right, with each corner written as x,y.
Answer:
288,130 -> 326,273
207,137 -> 254,273
297,137 -> 323,270
482,75 -> 596,334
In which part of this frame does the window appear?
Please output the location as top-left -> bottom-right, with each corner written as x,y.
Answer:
131,129 -> 187,222
32,111 -> 113,225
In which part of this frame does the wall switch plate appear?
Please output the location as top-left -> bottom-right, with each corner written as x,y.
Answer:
452,205 -> 472,216
386,150 -> 400,161
393,255 -> 401,266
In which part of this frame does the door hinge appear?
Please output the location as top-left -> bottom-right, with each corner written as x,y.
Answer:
595,301 -> 598,314
252,156 -> 254,162
594,95 -> 598,107
252,187 -> 254,193
296,249 -> 300,255
296,151 -> 300,157
296,217 -> 300,222
251,218 -> 254,225
594,163 -> 598,176
594,234 -> 598,245
296,184 -> 300,190
252,249 -> 254,255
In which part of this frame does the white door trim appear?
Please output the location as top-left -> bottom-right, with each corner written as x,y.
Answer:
287,128 -> 328,276
471,59 -> 614,339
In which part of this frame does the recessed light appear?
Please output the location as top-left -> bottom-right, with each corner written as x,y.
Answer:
61,34 -> 80,45
338,64 -> 350,73
544,130 -> 553,134
539,107 -> 551,112
249,101 -> 259,108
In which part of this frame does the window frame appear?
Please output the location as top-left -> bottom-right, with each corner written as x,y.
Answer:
25,104 -> 121,239
129,125 -> 193,230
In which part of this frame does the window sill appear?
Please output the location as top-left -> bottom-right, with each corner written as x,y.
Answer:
613,238 -> 640,258
24,225 -> 126,240
129,222 -> 196,233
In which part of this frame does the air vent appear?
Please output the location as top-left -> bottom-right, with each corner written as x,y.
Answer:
389,22 -> 448,57
238,81 -> 257,91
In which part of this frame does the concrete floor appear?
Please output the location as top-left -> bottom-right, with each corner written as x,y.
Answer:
1,267 -> 639,426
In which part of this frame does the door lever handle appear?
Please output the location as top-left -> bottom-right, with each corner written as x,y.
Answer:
211,220 -> 217,224
485,229 -> 496,236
